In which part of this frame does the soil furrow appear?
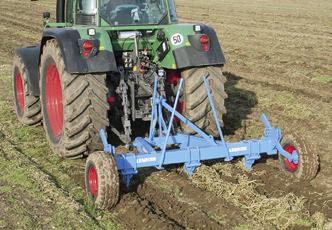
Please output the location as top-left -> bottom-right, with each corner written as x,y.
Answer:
224,71 -> 331,102
0,133 -> 102,229
135,171 -> 250,228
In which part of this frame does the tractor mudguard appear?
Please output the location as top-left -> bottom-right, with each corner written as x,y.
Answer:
41,28 -> 118,74
172,25 -> 226,69
15,45 -> 41,96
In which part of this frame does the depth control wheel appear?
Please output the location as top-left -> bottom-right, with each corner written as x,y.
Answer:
278,133 -> 319,181
12,55 -> 42,125
85,152 -> 120,210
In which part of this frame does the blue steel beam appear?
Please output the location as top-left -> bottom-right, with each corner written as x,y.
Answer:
114,135 -> 278,172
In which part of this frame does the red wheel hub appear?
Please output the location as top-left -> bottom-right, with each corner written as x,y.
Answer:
15,72 -> 24,113
45,64 -> 64,138
88,166 -> 98,197
283,144 -> 299,172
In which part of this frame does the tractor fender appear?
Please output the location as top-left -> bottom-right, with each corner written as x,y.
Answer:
41,28 -> 118,74
15,45 -> 41,96
172,24 -> 226,69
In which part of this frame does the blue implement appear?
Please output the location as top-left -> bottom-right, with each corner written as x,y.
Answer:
99,75 -> 298,186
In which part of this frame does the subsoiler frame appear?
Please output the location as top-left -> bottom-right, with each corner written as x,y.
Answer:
99,74 -> 299,186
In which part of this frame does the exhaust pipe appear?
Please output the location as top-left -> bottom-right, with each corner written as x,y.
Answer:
56,0 -> 65,23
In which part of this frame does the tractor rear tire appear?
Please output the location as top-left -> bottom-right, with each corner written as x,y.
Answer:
39,39 -> 109,159
12,54 -> 42,125
180,66 -> 227,136
85,151 -> 120,210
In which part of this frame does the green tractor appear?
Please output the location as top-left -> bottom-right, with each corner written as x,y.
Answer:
13,0 -> 227,158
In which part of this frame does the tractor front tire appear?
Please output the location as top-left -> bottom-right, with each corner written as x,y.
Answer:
39,39 -> 109,158
180,66 -> 227,136
85,152 -> 120,210
12,54 -> 42,125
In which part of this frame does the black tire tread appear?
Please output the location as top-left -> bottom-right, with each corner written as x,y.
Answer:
12,54 -> 42,125
180,66 -> 227,136
39,39 -> 108,158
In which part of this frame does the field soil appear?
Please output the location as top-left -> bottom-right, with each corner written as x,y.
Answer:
0,0 -> 331,229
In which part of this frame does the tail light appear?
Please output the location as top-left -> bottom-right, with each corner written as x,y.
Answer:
79,39 -> 99,58
82,40 -> 93,57
200,34 -> 210,52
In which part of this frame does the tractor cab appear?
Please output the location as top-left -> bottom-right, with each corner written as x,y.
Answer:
59,0 -> 177,26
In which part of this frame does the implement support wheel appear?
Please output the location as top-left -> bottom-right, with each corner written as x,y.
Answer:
85,152 -> 120,210
278,133 -> 319,181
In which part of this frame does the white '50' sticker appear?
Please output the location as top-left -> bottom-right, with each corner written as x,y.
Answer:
171,33 -> 184,46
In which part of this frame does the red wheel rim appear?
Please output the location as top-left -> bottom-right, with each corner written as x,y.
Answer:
15,72 -> 24,113
283,144 -> 299,172
88,166 -> 98,197
45,64 -> 64,138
